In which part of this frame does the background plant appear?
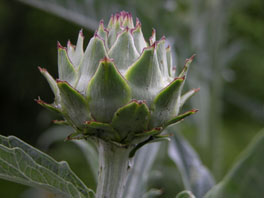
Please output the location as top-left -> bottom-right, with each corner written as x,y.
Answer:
0,0 -> 264,197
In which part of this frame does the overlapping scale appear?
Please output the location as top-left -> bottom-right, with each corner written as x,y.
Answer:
38,11 -> 199,149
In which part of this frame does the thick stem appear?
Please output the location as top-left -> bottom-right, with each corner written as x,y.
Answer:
124,143 -> 161,198
96,140 -> 132,198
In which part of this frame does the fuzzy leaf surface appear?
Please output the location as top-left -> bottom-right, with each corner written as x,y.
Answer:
164,109 -> 198,127
108,29 -> 139,73
84,121 -> 120,142
168,132 -> 214,198
87,58 -> 131,122
57,81 -> 91,128
0,135 -> 94,198
39,67 -> 60,103
111,101 -> 150,141
132,24 -> 147,54
150,78 -> 184,127
67,30 -> 84,69
126,46 -> 163,103
124,143 -> 161,198
180,89 -> 199,109
76,36 -> 107,92
58,47 -> 77,85
156,38 -> 169,78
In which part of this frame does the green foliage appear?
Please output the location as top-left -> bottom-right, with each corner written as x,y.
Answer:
86,58 -> 132,123
111,101 -> 150,141
176,191 -> 196,198
38,11 -> 197,152
0,135 -> 94,198
168,132 -> 214,198
205,130 -> 264,198
1,0 -> 264,197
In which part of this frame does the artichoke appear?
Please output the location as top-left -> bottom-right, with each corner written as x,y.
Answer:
37,11 -> 198,155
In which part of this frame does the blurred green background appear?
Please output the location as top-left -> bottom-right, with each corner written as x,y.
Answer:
0,0 -> 264,197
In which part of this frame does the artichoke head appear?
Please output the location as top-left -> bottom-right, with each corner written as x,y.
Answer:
37,11 -> 198,152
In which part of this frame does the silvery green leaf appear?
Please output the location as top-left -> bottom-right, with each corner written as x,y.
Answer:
164,109 -> 198,127
67,30 -> 84,69
142,188 -> 162,198
18,0 -> 98,30
176,190 -> 196,198
38,67 -> 61,104
57,81 -> 91,128
58,44 -> 77,85
166,45 -> 173,77
150,77 -> 184,128
204,130 -> 264,198
149,29 -> 156,45
72,140 -> 98,182
180,88 -> 200,109
0,135 -> 95,198
37,125 -> 98,183
156,37 -> 169,78
111,101 -> 150,141
124,143 -> 161,198
168,132 -> 214,198
108,29 -> 140,73
132,20 -> 147,54
87,57 -> 131,123
76,35 -> 108,92
97,21 -> 109,50
125,45 -> 163,104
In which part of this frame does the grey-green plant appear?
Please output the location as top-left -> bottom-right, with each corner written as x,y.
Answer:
18,0 -> 248,178
0,11 -> 198,198
37,11 -> 199,198
1,9 -> 264,198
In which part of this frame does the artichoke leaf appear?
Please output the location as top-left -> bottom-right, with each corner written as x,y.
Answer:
111,100 -> 150,141
87,57 -> 131,123
58,43 -> 77,85
108,29 -> 140,73
150,77 -> 184,128
76,35 -> 108,92
57,81 -> 90,128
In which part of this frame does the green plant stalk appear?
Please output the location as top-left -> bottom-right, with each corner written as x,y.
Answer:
35,11 -> 198,197
96,140 -> 133,198
124,143 -> 161,197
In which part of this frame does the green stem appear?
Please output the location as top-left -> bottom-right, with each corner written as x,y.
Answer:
96,140 -> 132,198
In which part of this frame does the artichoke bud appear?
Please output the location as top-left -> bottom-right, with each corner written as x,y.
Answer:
38,11 -> 198,152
